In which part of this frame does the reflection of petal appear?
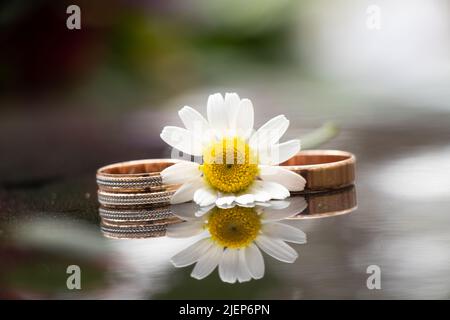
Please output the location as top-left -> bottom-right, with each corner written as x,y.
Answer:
171,238 -> 213,267
195,206 -> 215,217
194,187 -> 218,207
255,235 -> 298,263
166,221 -> 204,238
244,243 -> 264,279
262,197 -> 307,222
216,194 -> 236,207
235,194 -> 255,205
219,248 -> 239,284
262,222 -> 307,244
237,249 -> 252,283
191,245 -> 223,280
170,202 -> 214,221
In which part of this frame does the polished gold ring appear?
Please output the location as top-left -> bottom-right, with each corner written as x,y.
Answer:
281,150 -> 355,192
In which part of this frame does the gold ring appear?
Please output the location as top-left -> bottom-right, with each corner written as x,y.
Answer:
99,205 -> 176,223
100,222 -> 174,239
97,189 -> 176,208
96,159 -> 180,193
100,206 -> 182,239
281,150 -> 356,192
292,185 -> 357,219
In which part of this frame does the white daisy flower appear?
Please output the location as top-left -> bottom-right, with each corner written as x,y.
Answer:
160,93 -> 306,207
167,197 -> 307,283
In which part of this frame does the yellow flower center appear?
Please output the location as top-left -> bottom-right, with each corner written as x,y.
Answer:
200,137 -> 259,193
206,206 -> 261,249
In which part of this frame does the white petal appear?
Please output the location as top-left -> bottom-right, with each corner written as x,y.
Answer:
171,238 -> 213,267
244,243 -> 264,279
262,197 -> 307,222
207,93 -> 227,137
236,194 -> 255,205
218,248 -> 239,284
224,93 -> 241,131
166,221 -> 205,238
235,98 -> 254,139
160,126 -> 203,156
249,115 -> 289,149
263,222 -> 307,244
249,181 -> 272,202
258,181 -> 290,200
259,166 -> 306,192
191,245 -> 223,280
193,187 -> 218,207
178,106 -> 210,132
237,249 -> 252,283
170,178 -> 203,204
161,161 -> 201,185
216,194 -> 236,207
258,139 -> 301,165
255,235 -> 298,263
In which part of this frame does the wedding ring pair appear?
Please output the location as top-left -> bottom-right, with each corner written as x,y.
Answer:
97,150 -> 356,208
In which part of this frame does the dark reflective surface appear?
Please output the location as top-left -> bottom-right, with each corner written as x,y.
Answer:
2,105 -> 450,299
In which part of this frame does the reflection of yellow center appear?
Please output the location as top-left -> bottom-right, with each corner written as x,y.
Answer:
200,137 -> 259,193
206,206 -> 261,249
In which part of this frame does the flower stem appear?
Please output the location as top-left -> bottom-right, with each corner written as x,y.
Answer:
300,122 -> 340,149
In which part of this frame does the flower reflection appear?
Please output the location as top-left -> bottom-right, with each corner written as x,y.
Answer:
167,198 -> 307,283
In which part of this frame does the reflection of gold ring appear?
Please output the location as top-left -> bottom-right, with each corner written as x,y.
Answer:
99,206 -> 182,239
292,185 -> 357,219
97,189 -> 175,208
96,159 -> 180,193
281,150 -> 356,192
101,222 -> 171,239
99,206 -> 175,223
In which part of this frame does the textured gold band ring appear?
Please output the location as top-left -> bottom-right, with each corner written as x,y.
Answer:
97,189 -> 175,208
96,159 -> 180,193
